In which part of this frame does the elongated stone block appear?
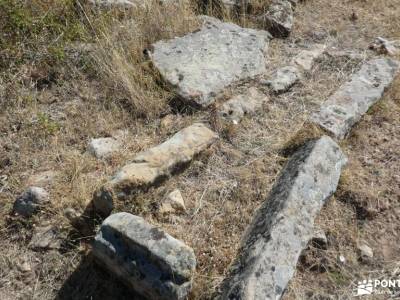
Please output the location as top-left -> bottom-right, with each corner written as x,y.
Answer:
221,136 -> 347,300
151,16 -> 270,107
311,58 -> 399,139
94,123 -> 217,216
93,212 -> 196,300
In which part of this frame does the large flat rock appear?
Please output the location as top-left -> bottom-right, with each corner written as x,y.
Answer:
94,123 -> 217,216
151,16 -> 271,107
221,136 -> 347,300
93,212 -> 196,300
311,58 -> 399,139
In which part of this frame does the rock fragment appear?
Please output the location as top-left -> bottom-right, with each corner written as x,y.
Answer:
369,37 -> 399,56
93,212 -> 196,300
311,58 -> 400,139
159,189 -> 186,214
264,65 -> 301,93
358,243 -> 373,262
221,136 -> 347,300
29,225 -> 60,250
218,87 -> 268,124
151,16 -> 270,107
88,137 -> 121,159
261,0 -> 294,38
93,123 -> 217,216
13,187 -> 49,217
292,44 -> 326,71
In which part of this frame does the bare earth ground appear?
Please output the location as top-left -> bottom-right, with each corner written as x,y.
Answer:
0,0 -> 399,299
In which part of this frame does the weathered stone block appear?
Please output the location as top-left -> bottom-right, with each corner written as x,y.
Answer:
88,137 -> 121,159
311,58 -> 399,139
221,136 -> 347,300
151,16 -> 270,107
292,44 -> 326,71
93,212 -> 196,300
94,123 -> 217,216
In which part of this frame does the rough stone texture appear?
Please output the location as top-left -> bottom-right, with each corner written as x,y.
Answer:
221,136 -> 347,300
264,66 -> 300,93
261,0 -> 293,38
29,225 -> 60,250
93,212 -> 196,300
13,187 -> 49,217
218,87 -> 268,124
358,243 -> 373,261
151,16 -> 270,107
160,189 -> 186,214
292,44 -> 326,71
88,137 -> 121,159
94,123 -> 217,216
311,58 -> 400,139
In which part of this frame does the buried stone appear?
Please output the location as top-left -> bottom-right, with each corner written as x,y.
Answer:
311,58 -> 400,139
151,16 -> 270,107
93,212 -> 196,300
93,123 -> 217,216
220,136 -> 347,300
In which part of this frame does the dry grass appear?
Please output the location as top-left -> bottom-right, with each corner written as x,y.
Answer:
0,0 -> 399,299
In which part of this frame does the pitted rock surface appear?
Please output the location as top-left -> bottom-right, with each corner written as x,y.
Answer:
93,123 -> 217,216
311,58 -> 399,139
93,212 -> 196,300
151,16 -> 270,107
221,136 -> 347,300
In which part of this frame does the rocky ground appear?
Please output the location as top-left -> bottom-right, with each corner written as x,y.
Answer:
0,0 -> 399,299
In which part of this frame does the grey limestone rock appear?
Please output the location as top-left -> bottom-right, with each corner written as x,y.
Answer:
311,58 -> 399,139
151,16 -> 271,107
93,212 -> 196,300
221,136 -> 347,300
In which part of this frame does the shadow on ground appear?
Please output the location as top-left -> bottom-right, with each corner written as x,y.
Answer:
57,254 -> 145,300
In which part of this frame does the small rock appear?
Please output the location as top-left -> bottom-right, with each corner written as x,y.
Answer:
93,212 -> 196,300
29,225 -> 60,250
159,189 -> 186,214
311,227 -> 328,250
264,65 -> 301,93
13,187 -> 49,217
218,87 -> 269,124
338,254 -> 346,264
261,0 -> 294,38
27,170 -> 57,187
369,37 -> 399,56
88,137 -> 121,159
358,243 -> 373,261
292,44 -> 326,71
